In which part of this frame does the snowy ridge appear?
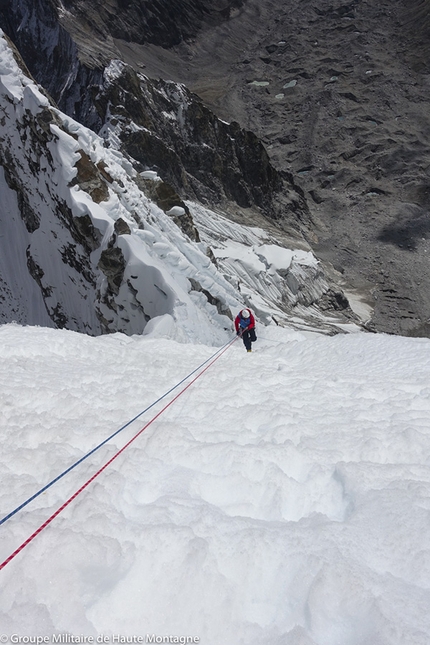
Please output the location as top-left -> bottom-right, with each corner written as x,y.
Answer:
1,323 -> 430,643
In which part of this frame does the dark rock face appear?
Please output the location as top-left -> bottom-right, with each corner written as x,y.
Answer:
137,177 -> 200,242
70,151 -> 110,203
60,0 -> 244,49
114,218 -> 131,236
0,0 -> 243,126
401,0 -> 430,71
98,247 -> 126,296
95,68 -> 307,233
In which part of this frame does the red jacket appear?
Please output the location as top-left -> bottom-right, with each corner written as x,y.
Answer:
235,310 -> 255,332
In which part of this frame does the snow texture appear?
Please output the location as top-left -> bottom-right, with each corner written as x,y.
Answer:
1,322 -> 430,645
190,203 -> 351,332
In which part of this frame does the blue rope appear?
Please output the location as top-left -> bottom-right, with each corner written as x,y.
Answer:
0,336 -> 235,527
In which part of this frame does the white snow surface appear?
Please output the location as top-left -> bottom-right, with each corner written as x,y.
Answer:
190,203 -> 352,332
1,322 -> 430,644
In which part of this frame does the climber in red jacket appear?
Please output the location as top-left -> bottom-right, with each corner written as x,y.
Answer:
235,308 -> 257,352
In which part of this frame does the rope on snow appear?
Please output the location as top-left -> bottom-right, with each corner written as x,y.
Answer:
0,335 -> 238,529
0,335 -> 239,571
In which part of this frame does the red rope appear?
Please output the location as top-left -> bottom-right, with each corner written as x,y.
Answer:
0,336 -> 238,571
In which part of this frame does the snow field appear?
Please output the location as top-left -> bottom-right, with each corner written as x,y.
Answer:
1,323 -> 430,644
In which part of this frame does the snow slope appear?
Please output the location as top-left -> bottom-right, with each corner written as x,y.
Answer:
1,322 -> 430,644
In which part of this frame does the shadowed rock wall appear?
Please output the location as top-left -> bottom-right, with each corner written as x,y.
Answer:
0,0 -> 312,237
60,0 -> 244,48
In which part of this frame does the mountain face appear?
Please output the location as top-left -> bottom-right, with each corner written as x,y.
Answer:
0,28 -> 356,339
125,0 -> 430,338
59,0 -> 245,49
0,0 -> 310,231
111,0 -> 430,337
5,0 -> 422,338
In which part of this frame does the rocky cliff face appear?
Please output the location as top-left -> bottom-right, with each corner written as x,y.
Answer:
0,0 -> 313,233
94,65 -> 308,229
60,0 -> 245,49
